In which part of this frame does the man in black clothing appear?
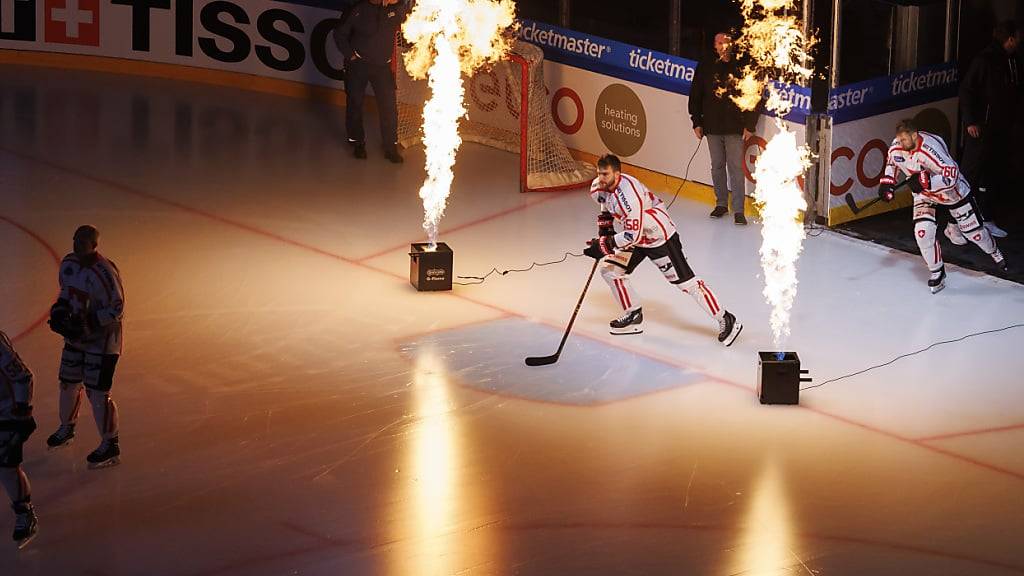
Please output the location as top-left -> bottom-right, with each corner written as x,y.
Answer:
335,0 -> 409,163
689,32 -> 759,225
959,20 -> 1022,237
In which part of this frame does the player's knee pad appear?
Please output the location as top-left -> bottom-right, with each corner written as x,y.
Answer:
651,255 -> 682,283
599,259 -> 628,284
912,201 -> 936,222
914,218 -> 943,270
914,218 -> 937,247
950,197 -> 983,233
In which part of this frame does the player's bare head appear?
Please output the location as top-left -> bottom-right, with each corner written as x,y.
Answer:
73,225 -> 99,256
994,20 -> 1019,52
714,33 -> 733,59
596,154 -> 621,187
895,119 -> 918,150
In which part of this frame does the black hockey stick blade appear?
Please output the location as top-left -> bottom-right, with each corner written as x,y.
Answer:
525,354 -> 559,367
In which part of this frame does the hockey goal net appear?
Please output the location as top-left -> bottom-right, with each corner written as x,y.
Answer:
396,41 -> 594,193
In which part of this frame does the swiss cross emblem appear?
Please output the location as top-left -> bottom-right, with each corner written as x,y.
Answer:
44,0 -> 99,46
974,234 -> 982,241
918,230 -> 926,238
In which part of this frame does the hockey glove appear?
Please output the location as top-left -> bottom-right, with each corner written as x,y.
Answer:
907,171 -> 930,194
583,235 -> 617,260
877,177 -> 895,202
48,301 -> 86,340
597,211 -> 615,236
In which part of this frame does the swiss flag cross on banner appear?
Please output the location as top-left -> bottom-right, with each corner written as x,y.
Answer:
44,0 -> 99,46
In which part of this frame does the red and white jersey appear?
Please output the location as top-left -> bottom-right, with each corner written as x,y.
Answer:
58,253 -> 125,355
590,173 -> 677,249
0,331 -> 33,422
882,131 -> 970,205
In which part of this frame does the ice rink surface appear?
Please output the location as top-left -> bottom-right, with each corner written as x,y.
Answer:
2,64 -> 1024,575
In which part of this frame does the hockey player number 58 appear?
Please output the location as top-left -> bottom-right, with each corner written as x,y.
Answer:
624,219 -> 640,231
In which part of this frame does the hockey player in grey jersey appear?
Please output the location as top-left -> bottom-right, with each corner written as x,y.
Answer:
878,119 -> 1006,293
46,225 -> 125,468
0,331 -> 38,548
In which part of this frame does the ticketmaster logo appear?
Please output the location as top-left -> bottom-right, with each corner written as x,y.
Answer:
891,68 -> 957,96
520,22 -> 611,58
627,49 -> 695,82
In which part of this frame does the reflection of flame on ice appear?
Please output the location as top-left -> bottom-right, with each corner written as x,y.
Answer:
402,0 -> 517,249
728,0 -> 814,350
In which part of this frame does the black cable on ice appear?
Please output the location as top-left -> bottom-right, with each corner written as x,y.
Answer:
667,140 -> 704,209
801,323 -> 1024,391
455,251 -> 584,285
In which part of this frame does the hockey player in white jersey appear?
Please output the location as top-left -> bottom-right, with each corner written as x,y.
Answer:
583,154 -> 742,345
878,119 -> 1006,293
46,225 -> 125,468
0,330 -> 38,548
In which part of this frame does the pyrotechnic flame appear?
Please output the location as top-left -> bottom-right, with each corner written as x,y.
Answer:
402,0 -> 517,248
729,0 -> 814,349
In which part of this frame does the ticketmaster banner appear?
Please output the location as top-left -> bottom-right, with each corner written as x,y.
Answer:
519,19 -> 810,125
828,62 -> 959,124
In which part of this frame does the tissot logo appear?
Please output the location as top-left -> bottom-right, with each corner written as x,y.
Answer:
45,0 -> 100,45
0,0 -> 35,41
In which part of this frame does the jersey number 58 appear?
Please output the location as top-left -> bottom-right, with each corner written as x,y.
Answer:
624,219 -> 640,231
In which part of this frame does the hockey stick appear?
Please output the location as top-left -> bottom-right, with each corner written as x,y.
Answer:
525,259 -> 601,367
844,177 -> 913,215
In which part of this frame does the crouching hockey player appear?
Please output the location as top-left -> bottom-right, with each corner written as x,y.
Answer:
878,119 -> 1006,293
0,331 -> 38,548
582,154 -> 742,346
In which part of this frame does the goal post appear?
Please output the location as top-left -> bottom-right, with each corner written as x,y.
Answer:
396,41 -> 595,193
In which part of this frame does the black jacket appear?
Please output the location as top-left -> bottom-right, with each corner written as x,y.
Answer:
334,1 -> 410,66
959,41 -> 1023,131
688,55 -> 759,135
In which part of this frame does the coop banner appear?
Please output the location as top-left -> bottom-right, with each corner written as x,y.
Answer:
827,64 -> 959,225
0,0 -> 348,87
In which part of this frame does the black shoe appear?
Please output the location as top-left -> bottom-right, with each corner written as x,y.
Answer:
384,148 -> 404,164
717,311 -> 743,346
87,437 -> 121,469
710,206 -> 728,219
12,501 -> 37,549
353,144 -> 367,159
46,424 -> 75,449
609,307 -> 643,335
734,213 -> 747,226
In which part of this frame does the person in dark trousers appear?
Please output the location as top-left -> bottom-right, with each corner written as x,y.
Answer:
959,20 -> 1022,238
335,0 -> 409,163
689,32 -> 759,225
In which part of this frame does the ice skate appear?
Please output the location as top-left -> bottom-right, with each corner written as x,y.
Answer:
992,249 -> 1008,272
46,424 -> 75,450
718,311 -> 742,346
928,267 -> 946,294
87,437 -> 121,469
12,502 -> 37,549
610,307 -> 643,335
